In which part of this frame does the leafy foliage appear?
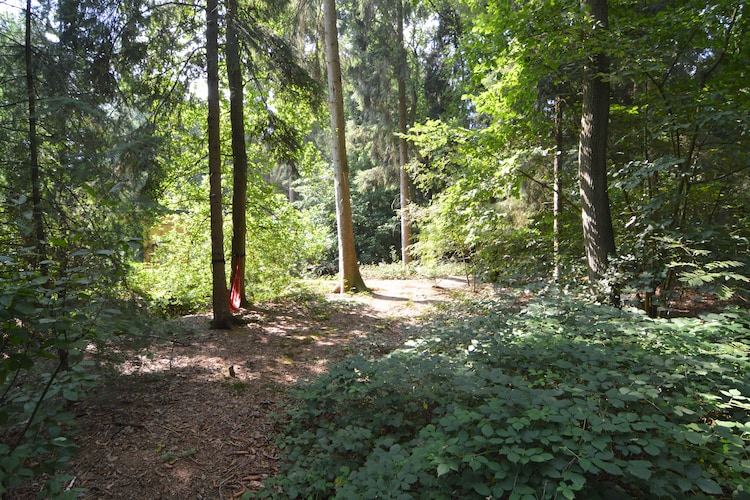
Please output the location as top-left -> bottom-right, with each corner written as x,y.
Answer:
350,186 -> 401,265
131,182 -> 329,315
254,294 -> 750,498
0,249 -> 142,497
406,120 -> 581,284
610,218 -> 750,314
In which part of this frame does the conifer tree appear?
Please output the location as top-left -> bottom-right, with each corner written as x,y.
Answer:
227,0 -> 249,310
323,0 -> 367,293
207,0 -> 232,328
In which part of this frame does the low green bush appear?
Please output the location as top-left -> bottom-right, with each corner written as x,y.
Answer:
254,294 -> 750,499
0,250 -> 144,497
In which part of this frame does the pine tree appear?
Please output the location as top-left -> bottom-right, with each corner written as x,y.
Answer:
323,0 -> 367,293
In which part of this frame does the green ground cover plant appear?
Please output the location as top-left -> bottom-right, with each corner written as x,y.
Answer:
255,293 -> 750,499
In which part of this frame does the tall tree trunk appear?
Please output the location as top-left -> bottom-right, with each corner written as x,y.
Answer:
396,0 -> 411,266
25,0 -> 45,267
323,0 -> 367,293
27,0 -> 68,369
578,0 -> 616,292
227,0 -> 249,310
553,95 -> 564,282
207,0 -> 232,329
288,164 -> 297,203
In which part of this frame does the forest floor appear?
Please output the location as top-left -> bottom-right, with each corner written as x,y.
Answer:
47,277 -> 476,500
14,277 -> 736,499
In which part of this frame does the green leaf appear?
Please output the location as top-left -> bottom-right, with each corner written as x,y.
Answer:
561,470 -> 585,486
627,460 -> 652,480
48,237 -> 68,248
642,443 -> 661,456
683,431 -> 708,445
62,388 -> 79,401
695,477 -> 723,495
578,457 -> 597,472
529,452 -> 553,463
560,486 -> 575,500
436,463 -> 451,477
473,483 -> 491,496
673,405 -> 695,416
720,388 -> 742,398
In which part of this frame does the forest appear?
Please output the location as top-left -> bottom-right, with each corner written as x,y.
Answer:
1,0 -> 749,497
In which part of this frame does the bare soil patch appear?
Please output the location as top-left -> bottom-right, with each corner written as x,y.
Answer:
21,278 -> 470,500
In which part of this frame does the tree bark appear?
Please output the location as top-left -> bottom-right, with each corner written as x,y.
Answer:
323,0 -> 367,293
578,0 -> 616,289
396,0 -> 411,267
26,0 -> 45,267
207,0 -> 232,328
227,0 -> 249,309
553,95 -> 564,282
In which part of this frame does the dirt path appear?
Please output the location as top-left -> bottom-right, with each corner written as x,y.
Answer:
36,278 -> 470,500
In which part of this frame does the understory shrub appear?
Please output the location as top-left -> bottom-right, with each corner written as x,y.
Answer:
254,293 -> 750,499
131,191 -> 330,315
0,249 -> 142,497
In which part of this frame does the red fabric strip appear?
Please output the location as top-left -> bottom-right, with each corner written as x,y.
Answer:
229,257 -> 242,311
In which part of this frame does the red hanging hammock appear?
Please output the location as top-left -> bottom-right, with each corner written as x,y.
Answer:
229,257 -> 242,311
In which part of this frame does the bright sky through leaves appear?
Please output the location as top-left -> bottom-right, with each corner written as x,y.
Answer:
0,0 -> 24,16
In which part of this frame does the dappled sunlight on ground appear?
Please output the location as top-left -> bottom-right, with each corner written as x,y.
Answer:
10,279 -> 474,499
